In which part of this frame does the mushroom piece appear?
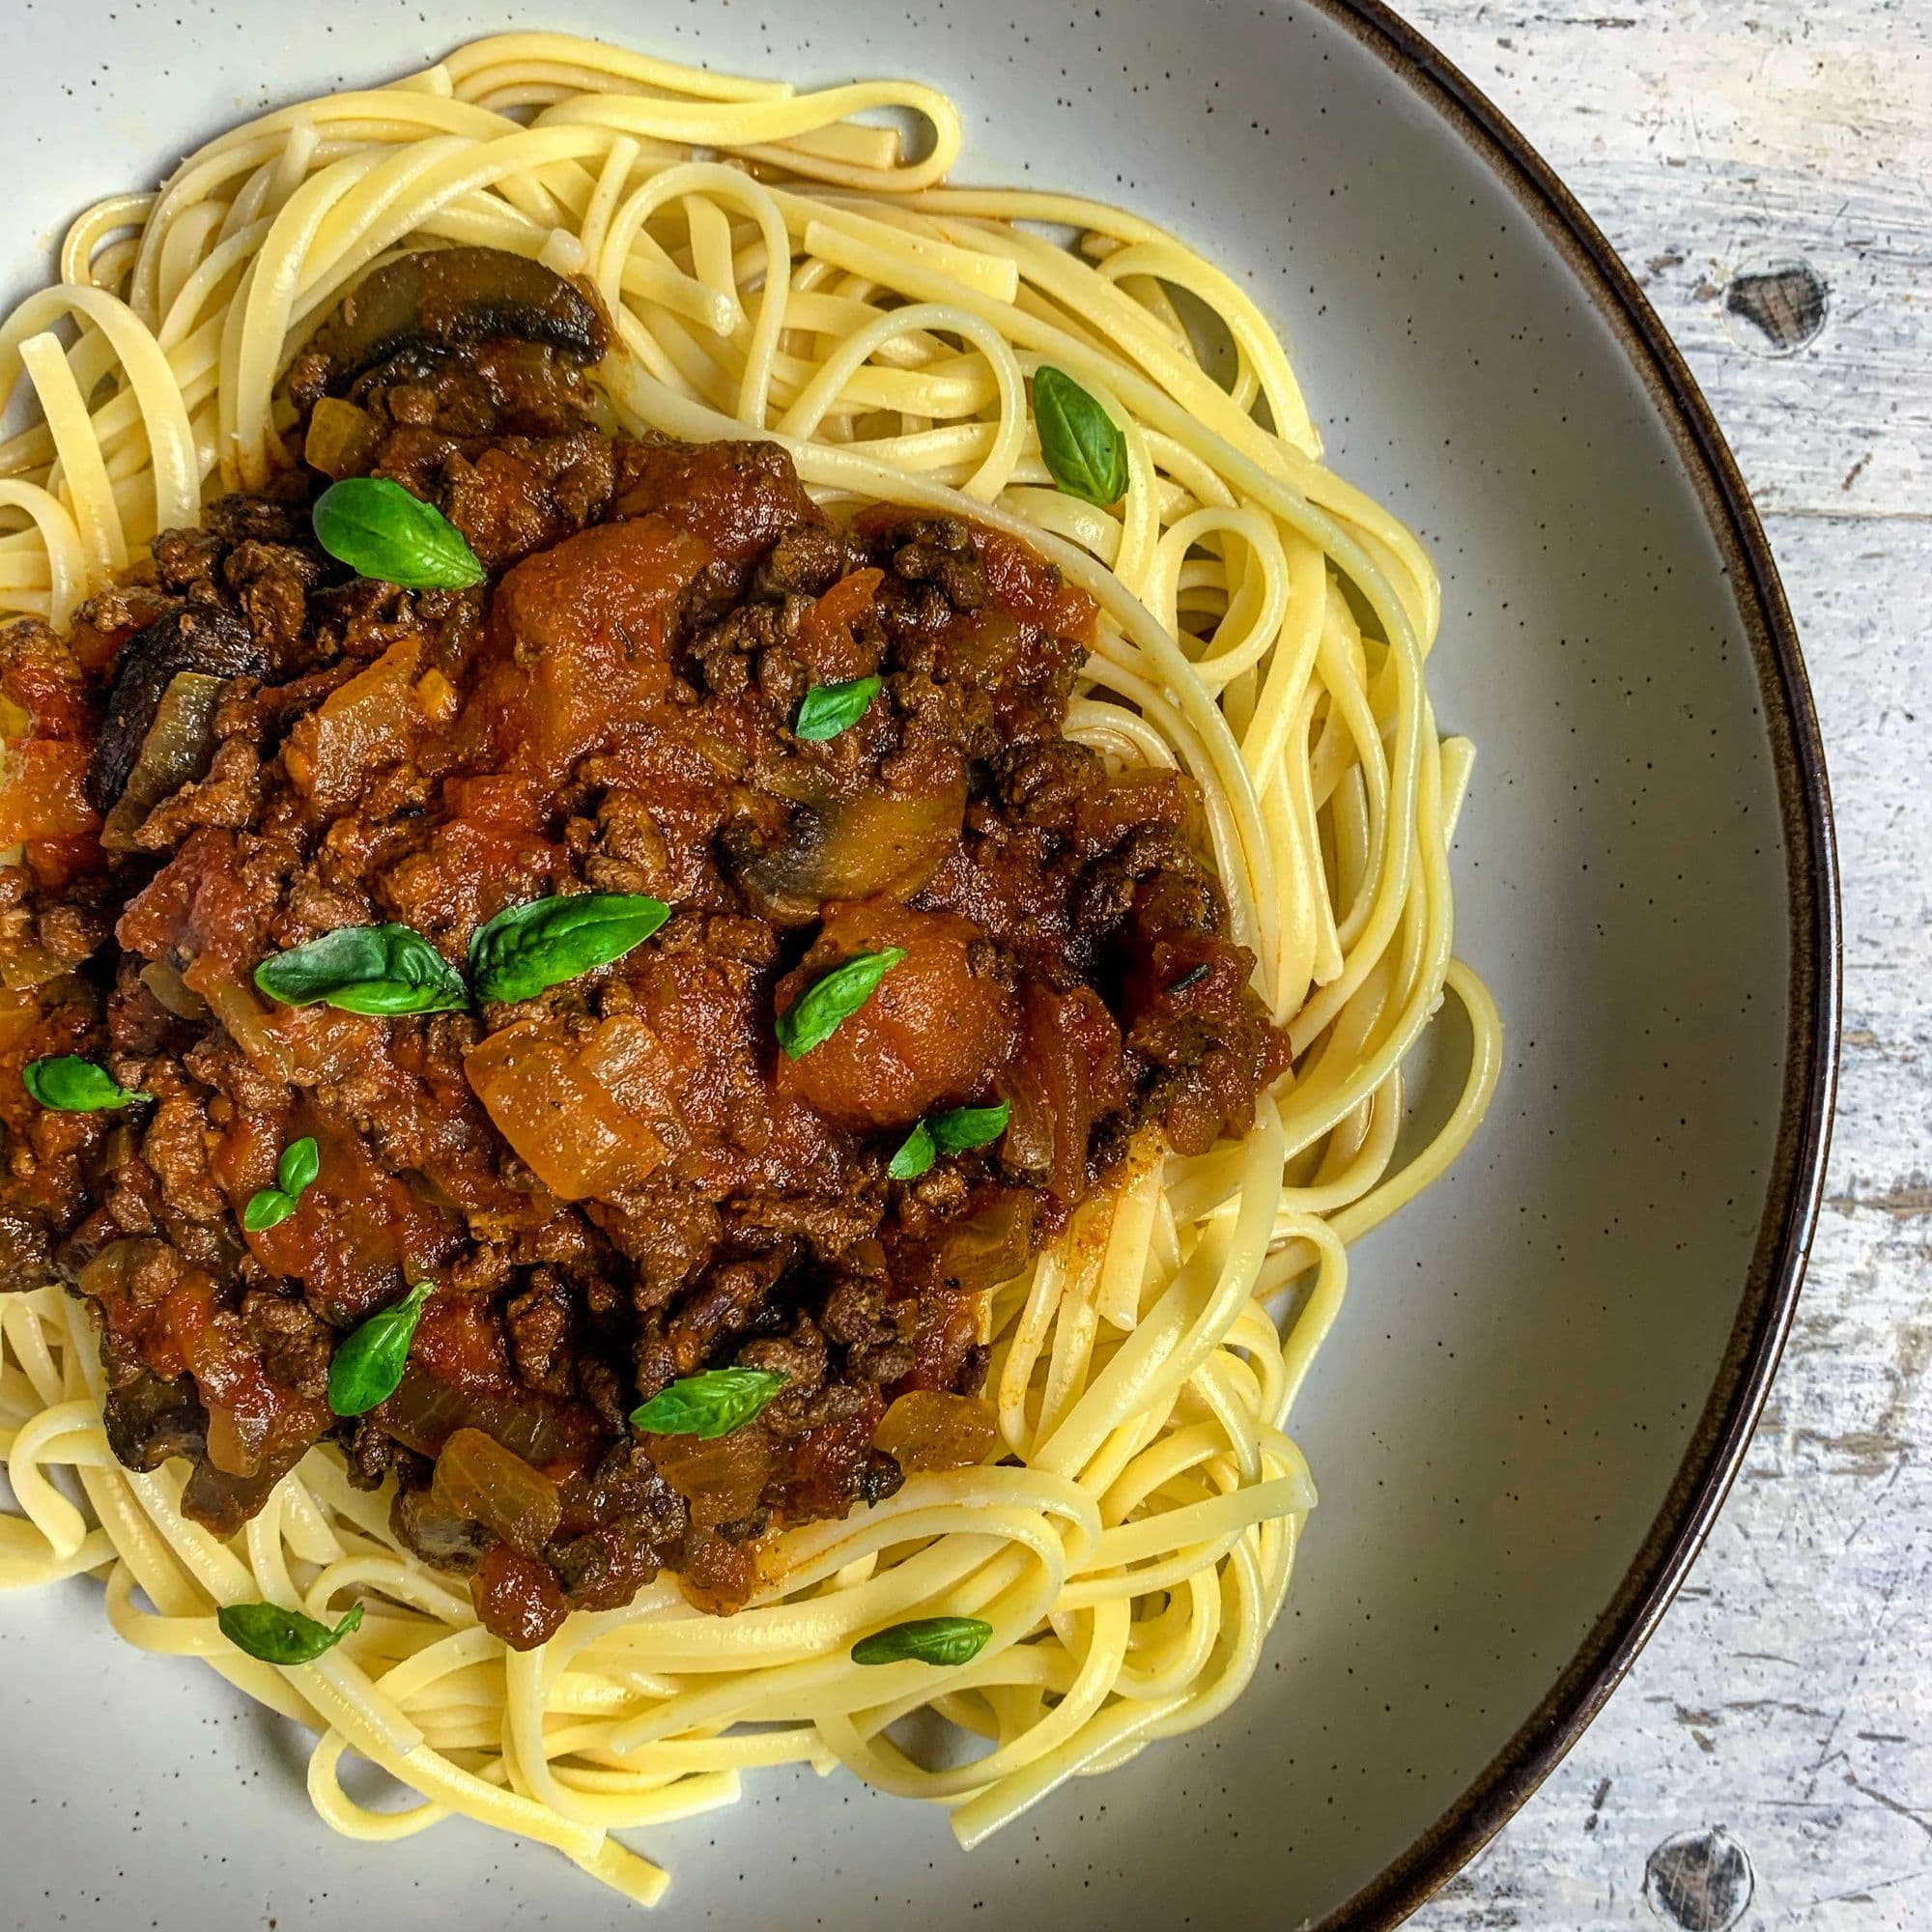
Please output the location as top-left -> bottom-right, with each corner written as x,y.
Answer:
99,670 -> 227,850
99,1365 -> 210,1472
86,606 -> 263,815
303,245 -> 609,387
728,753 -> 968,925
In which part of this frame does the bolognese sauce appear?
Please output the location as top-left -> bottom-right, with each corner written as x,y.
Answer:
0,250 -> 1287,1647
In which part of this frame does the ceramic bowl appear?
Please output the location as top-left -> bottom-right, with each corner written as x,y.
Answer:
0,2 -> 1834,1926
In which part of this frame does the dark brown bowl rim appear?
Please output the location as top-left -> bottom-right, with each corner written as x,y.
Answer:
1298,2 -> 1842,1926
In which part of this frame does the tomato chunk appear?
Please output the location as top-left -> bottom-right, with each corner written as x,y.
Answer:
487,516 -> 711,786
0,739 -> 98,844
776,899 -> 1017,1133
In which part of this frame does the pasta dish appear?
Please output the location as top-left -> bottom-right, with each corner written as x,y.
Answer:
0,33 -> 1499,1905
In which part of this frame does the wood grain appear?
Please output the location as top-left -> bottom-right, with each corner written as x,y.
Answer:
1399,2 -> 1932,1926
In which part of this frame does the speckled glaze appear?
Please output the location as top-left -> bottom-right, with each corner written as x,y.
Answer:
0,4 -> 1834,1929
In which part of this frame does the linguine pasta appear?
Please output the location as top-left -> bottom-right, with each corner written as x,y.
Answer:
0,33 -> 1500,1906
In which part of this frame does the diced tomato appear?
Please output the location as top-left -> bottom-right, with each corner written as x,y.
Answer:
116,829 -> 263,972
67,618 -> 127,676
1008,980 -> 1125,1207
799,567 -> 883,682
612,439 -> 820,565
22,834 -> 104,891
164,1278 -> 328,1477
972,526 -> 1097,641
776,899 -> 1017,1133
282,636 -> 424,811
487,516 -> 711,789
0,627 -> 94,737
0,739 -> 98,844
1072,767 -> 1202,859
411,1293 -> 516,1392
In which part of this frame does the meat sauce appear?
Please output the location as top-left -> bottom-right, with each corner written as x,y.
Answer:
0,253 -> 1288,1645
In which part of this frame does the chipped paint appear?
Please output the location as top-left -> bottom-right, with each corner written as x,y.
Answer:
1644,1828 -> 1756,1930
1722,261 -> 1832,355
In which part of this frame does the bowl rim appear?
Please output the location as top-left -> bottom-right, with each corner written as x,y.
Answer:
1303,2 -> 1841,1925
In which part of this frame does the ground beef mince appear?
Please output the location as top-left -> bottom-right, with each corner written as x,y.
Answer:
0,315 -> 1289,1649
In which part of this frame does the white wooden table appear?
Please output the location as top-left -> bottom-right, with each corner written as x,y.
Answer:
1397,3 -> 1931,1926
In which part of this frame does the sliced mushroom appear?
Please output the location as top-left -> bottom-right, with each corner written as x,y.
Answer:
100,670 -> 226,850
99,1366 -> 210,1472
181,1451 -> 300,1538
86,606 -> 263,815
305,245 -> 609,386
729,761 -> 968,925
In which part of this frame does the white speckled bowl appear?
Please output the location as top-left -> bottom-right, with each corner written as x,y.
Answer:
0,3 -> 1835,1927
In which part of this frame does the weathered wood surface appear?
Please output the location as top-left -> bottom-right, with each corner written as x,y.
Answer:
1400,2 -> 1932,1927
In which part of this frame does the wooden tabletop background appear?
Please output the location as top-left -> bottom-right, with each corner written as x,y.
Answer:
1393,3 -> 1929,1927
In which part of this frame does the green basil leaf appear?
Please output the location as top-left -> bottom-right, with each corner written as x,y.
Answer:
243,1187 -> 297,1233
327,1281 -> 433,1418
794,674 -> 881,743
1164,962 -> 1209,995
469,892 -> 669,1004
850,1616 -> 994,1668
776,946 -> 906,1061
22,1056 -> 151,1112
1033,365 -> 1129,507
255,923 -> 469,1016
630,1367 -> 787,1441
887,1121 -> 935,1181
244,1134 -> 322,1234
311,476 -> 485,591
929,1099 -> 1011,1154
217,1599 -> 364,1665
276,1135 -> 322,1200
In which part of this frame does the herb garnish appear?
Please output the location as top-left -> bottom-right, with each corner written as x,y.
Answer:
1032,366 -> 1129,507
887,1099 -> 1011,1180
775,947 -> 906,1060
888,1122 -> 936,1180
217,1599 -> 364,1665
311,476 -> 486,591
243,1136 -> 321,1234
469,892 -> 670,1004
794,674 -> 881,743
255,923 -> 469,1016
22,1056 -> 151,1113
327,1281 -> 433,1418
850,1616 -> 994,1667
629,1368 -> 787,1440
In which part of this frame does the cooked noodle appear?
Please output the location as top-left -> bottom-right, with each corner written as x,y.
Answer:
0,33 -> 1501,1905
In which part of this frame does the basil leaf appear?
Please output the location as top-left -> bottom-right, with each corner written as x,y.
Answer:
327,1281 -> 433,1418
794,674 -> 881,743
888,1121 -> 935,1181
22,1056 -> 151,1112
930,1100 -> 1010,1154
311,476 -> 485,591
850,1616 -> 994,1668
217,1599 -> 364,1665
630,1367 -> 786,1441
1033,365 -> 1129,507
469,892 -> 669,1004
245,1135 -> 321,1233
1164,962 -> 1209,995
776,947 -> 906,1061
243,1187 -> 296,1233
277,1135 -> 321,1199
255,923 -> 469,1016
